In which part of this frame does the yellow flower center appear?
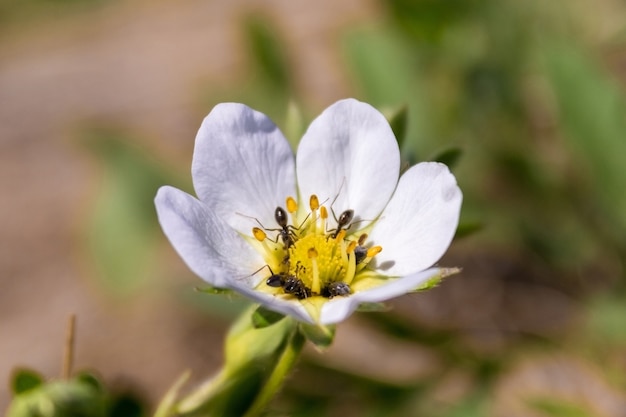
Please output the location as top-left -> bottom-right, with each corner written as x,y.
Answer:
250,195 -> 382,300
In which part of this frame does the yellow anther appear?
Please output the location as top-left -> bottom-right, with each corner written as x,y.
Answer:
320,206 -> 328,219
346,240 -> 357,253
309,194 -> 319,210
286,196 -> 297,213
308,247 -> 318,258
358,233 -> 368,245
252,227 -> 266,242
366,246 -> 383,257
335,229 -> 346,242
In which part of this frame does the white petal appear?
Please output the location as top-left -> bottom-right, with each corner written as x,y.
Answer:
231,285 -> 316,324
319,268 -> 443,324
155,186 -> 263,288
157,186 -> 317,323
192,103 -> 296,235
368,162 -> 462,276
296,99 -> 400,229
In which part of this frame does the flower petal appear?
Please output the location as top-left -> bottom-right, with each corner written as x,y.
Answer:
192,103 -> 296,235
230,285 -> 316,324
296,99 -> 400,229
156,186 -> 318,323
368,162 -> 462,276
155,186 -> 263,288
319,268 -> 443,324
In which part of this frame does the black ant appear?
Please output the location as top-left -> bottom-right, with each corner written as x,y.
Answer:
325,179 -> 356,238
322,281 -> 351,298
243,207 -> 299,249
331,209 -> 354,238
354,233 -> 368,265
273,207 -> 297,249
263,265 -> 311,300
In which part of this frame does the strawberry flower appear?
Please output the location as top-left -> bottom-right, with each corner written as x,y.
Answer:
155,99 -> 462,324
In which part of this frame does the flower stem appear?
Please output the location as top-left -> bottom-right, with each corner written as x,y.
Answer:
242,327 -> 306,417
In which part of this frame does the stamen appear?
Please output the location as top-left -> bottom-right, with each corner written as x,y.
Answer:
335,229 -> 346,242
252,227 -> 274,259
309,194 -> 319,234
346,240 -> 357,253
252,227 -> 266,242
357,245 -> 383,272
319,206 -> 328,235
344,244 -> 357,284
308,247 -> 320,294
367,246 -> 383,257
286,196 -> 297,214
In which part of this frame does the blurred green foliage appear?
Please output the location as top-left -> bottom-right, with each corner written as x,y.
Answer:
81,128 -> 188,297
7,369 -> 145,417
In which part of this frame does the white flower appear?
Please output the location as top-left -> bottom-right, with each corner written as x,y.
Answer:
155,99 -> 462,324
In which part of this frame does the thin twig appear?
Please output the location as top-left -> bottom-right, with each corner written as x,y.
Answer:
62,314 -> 76,379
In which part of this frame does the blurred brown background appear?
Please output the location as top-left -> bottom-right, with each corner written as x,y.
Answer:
3,0 -> 626,416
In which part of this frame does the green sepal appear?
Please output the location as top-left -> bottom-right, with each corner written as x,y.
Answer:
387,105 -> 409,148
356,302 -> 391,313
174,306 -> 303,417
251,306 -> 286,328
284,101 -> 305,149
410,267 -> 462,292
299,323 -> 336,351
11,368 -> 44,395
430,146 -> 463,169
194,285 -> 235,296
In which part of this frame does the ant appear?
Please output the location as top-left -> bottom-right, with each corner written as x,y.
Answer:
325,178 -> 357,238
243,207 -> 299,249
331,209 -> 354,238
322,281 -> 351,298
353,233 -> 368,265
273,206 -> 297,249
262,265 -> 311,300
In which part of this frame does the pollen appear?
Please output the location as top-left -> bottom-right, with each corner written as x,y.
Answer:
288,234 -> 344,292
250,195 -> 384,299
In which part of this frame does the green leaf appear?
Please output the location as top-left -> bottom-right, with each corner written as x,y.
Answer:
387,105 -> 409,149
343,28 -> 414,106
430,147 -> 463,169
251,306 -> 286,328
11,368 -> 43,394
299,323 -> 336,351
528,397 -> 592,417
244,15 -> 291,92
542,41 -> 626,240
454,220 -> 483,239
74,371 -> 105,393
80,128 -> 183,297
6,380 -> 107,417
